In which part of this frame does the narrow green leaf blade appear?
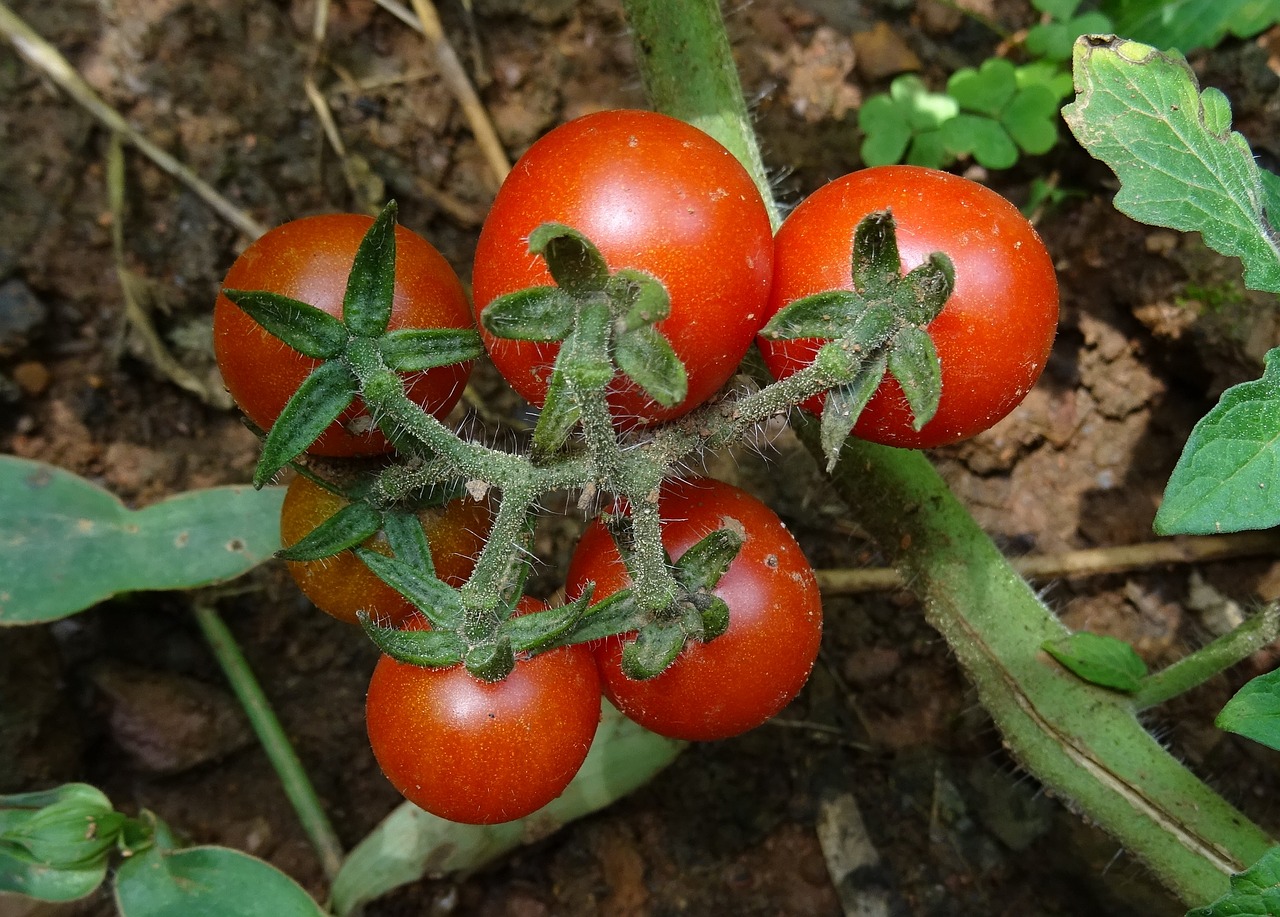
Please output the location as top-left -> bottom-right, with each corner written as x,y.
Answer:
1216,669 -> 1280,752
528,222 -> 610,294
1063,37 -> 1280,293
219,291 -> 347,359
820,353 -> 888,472
672,528 -> 743,592
1155,347 -> 1280,535
887,326 -> 942,431
532,367 -> 582,458
276,500 -> 382,561
255,360 -> 359,487
382,510 -> 436,579
359,615 -> 465,666
614,326 -> 687,408
115,845 -> 327,917
480,287 -> 575,342
354,548 -> 462,630
343,201 -> 398,338
0,846 -> 106,902
608,269 -> 672,332
379,328 -> 483,371
1043,632 -> 1148,692
620,624 -> 687,680
502,593 -> 592,653
759,290 -> 867,341
1186,845 -> 1280,917
0,457 -> 284,624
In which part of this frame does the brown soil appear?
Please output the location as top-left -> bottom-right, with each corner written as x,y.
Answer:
3,2 -> 1279,915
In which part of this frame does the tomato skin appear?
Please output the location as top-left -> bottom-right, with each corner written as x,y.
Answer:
214,214 -> 474,456
472,110 -> 774,426
279,474 -> 490,626
566,477 -> 822,741
757,166 -> 1059,448
365,601 -> 602,824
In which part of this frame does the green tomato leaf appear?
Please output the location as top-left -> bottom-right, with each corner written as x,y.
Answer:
1186,845 -> 1280,917
820,352 -> 888,472
528,222 -> 610,294
608,269 -> 672,332
887,326 -> 942,431
614,325 -> 688,409
1155,347 -> 1280,535
621,623 -> 687,680
1216,669 -> 1280,752
1063,37 -> 1280,293
254,359 -> 359,488
947,58 -> 1017,117
672,528 -> 744,593
1042,632 -> 1148,692
218,291 -> 347,359
275,499 -> 382,562
759,290 -> 868,341
480,287 -> 575,342
115,844 -> 327,917
0,457 -> 284,625
342,201 -> 398,338
379,327 -> 483,371
330,702 -> 683,915
532,368 -> 582,459
354,549 -> 462,631
1101,0 -> 1280,52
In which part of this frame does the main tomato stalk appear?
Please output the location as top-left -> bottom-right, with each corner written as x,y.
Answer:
214,113 -> 1038,825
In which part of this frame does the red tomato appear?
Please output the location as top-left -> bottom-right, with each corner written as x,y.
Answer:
279,474 -> 491,626
472,110 -> 774,426
214,214 -> 474,456
365,600 -> 601,824
757,166 -> 1059,448
565,477 -> 822,741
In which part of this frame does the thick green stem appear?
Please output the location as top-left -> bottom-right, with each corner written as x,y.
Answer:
193,605 -> 345,881
623,0 -> 1277,905
1134,603 -> 1280,710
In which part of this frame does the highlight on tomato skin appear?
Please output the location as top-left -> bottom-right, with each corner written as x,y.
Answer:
472,109 -> 775,427
566,476 -> 823,742
278,474 -> 491,627
213,213 -> 475,457
757,165 -> 1060,449
364,600 -> 602,825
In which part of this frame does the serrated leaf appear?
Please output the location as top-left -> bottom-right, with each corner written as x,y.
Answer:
255,360 -> 359,487
761,291 -> 868,341
887,326 -> 942,431
615,326 -> 688,408
1155,347 -> 1280,535
481,287 -> 575,342
276,499 -> 382,561
115,844 -> 327,917
820,353 -> 888,472
1216,669 -> 1280,752
1101,0 -> 1280,52
1186,845 -> 1280,917
608,269 -> 671,332
379,328 -> 483,371
354,549 -> 463,630
360,615 -> 465,666
218,291 -> 347,359
343,201 -> 398,338
1063,37 -> 1280,293
0,457 -> 284,624
1042,632 -> 1148,692
948,59 -> 1017,117
528,223 -> 610,294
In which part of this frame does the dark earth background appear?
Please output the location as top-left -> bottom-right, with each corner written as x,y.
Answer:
3,1 -> 1280,914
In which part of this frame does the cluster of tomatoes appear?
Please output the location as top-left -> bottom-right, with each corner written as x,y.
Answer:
212,110 -> 1058,824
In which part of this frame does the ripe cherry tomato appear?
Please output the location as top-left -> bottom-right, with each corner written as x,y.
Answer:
365,599 -> 602,824
565,477 -> 822,741
472,110 -> 774,426
279,474 -> 490,626
757,165 -> 1059,448
214,214 -> 474,456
